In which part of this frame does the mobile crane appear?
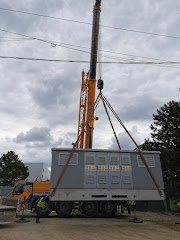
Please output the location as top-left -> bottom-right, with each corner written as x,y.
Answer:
49,0 -> 164,218
2,0 -> 164,219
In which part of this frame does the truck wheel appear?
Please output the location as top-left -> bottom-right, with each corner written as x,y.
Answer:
80,201 -> 97,217
55,201 -> 73,217
100,201 -> 117,217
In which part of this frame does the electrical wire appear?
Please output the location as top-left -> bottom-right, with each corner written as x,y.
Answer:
0,28 -> 180,69
0,6 -> 180,40
0,38 -> 33,42
0,55 -> 180,66
0,27 -> 149,64
0,28 -> 90,54
0,27 -> 175,64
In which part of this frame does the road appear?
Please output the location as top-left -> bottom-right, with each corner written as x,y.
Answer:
0,212 -> 180,240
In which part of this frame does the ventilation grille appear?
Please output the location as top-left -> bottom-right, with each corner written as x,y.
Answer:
111,175 -> 120,184
137,155 -> 155,167
58,153 -> 78,166
110,157 -> 119,165
86,156 -> 95,165
98,175 -> 107,184
85,175 -> 95,184
122,175 -> 132,184
98,156 -> 106,165
121,156 -> 131,165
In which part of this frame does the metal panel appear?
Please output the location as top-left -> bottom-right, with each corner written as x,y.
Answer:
96,152 -> 108,188
109,153 -> 121,188
121,154 -> 131,165
84,152 -> 97,188
132,153 -> 164,190
50,150 -> 84,189
121,153 -> 133,189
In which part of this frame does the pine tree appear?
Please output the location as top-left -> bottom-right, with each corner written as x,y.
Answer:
141,101 -> 180,198
0,151 -> 29,186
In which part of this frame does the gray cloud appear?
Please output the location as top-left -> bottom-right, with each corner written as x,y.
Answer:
110,126 -> 143,150
13,127 -> 52,144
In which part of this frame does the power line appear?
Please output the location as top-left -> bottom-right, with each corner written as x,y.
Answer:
54,41 -> 171,62
0,28 -> 90,54
0,38 -> 33,42
49,40 -> 178,65
0,27 -> 179,70
0,36 -> 30,39
0,27 -> 176,64
0,27 -> 150,63
0,7 -> 92,26
0,55 -> 180,65
0,6 -> 180,40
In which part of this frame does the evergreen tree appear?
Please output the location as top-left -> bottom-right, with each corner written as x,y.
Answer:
141,101 -> 180,198
0,151 -> 29,186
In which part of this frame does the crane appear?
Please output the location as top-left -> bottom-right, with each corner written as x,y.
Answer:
77,0 -> 101,149
51,0 -> 163,205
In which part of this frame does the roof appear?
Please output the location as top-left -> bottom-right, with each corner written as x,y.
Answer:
51,148 -> 160,154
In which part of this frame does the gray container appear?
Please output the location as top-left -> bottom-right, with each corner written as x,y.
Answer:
50,148 -> 164,202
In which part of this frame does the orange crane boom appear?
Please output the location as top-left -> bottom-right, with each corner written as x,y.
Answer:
78,0 -> 101,149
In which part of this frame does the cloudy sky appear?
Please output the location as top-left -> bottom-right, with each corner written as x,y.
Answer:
0,0 -> 179,167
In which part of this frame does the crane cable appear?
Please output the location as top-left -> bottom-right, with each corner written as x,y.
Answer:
51,92 -> 102,197
101,93 -> 163,197
51,88 -> 163,197
101,96 -> 121,150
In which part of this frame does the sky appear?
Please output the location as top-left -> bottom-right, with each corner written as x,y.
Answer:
0,0 -> 179,168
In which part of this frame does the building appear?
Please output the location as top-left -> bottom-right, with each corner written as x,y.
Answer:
25,162 -> 51,181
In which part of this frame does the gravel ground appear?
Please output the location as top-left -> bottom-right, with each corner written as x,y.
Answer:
0,211 -> 180,240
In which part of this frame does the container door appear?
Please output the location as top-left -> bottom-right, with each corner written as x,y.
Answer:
96,152 -> 108,189
84,152 -> 97,188
121,153 -> 133,189
109,153 -> 121,189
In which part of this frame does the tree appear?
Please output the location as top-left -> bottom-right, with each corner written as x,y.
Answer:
141,101 -> 180,198
0,151 -> 29,186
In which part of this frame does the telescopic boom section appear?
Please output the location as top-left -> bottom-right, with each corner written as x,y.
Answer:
85,0 -> 101,149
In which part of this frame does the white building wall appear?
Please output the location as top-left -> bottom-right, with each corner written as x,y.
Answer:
25,163 -> 51,181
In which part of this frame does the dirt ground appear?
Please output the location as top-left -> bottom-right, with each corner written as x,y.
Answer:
0,211 -> 180,240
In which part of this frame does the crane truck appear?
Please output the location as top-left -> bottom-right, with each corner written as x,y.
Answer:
3,180 -> 52,217
2,0 -> 164,219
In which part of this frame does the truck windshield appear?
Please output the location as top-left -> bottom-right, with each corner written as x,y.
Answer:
13,183 -> 32,194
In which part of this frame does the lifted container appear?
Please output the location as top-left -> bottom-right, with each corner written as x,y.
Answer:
50,148 -> 164,217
